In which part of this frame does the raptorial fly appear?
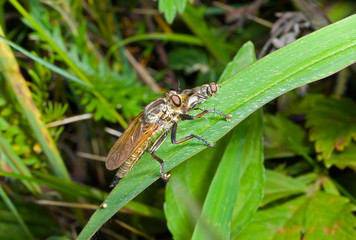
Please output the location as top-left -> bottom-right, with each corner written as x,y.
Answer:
106,82 -> 231,186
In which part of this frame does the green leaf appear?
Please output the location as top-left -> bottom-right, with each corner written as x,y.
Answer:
230,110 -> 264,237
110,33 -> 203,53
235,196 -> 307,240
164,41 -> 257,240
164,138 -> 228,240
78,15 -> 356,239
192,109 -> 264,240
305,96 -> 356,161
0,135 -> 41,194
0,170 -> 164,220
168,47 -> 209,74
261,170 -> 315,206
237,192 -> 356,240
0,187 -> 34,240
158,0 -> 189,24
299,192 -> 356,240
264,113 -> 311,159
6,1 -> 128,127
0,35 -> 92,89
0,26 -> 70,180
328,142 -> 356,170
181,5 -> 232,65
0,196 -> 61,239
191,123 -> 244,240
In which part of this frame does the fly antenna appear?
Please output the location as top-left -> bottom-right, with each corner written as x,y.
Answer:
177,80 -> 182,92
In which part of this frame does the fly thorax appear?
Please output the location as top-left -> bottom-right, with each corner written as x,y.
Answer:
187,94 -> 208,110
144,99 -> 168,124
187,95 -> 199,109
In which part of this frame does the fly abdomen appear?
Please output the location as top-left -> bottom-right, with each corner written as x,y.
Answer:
116,140 -> 151,179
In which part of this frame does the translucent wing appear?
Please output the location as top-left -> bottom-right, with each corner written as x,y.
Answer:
106,112 -> 159,170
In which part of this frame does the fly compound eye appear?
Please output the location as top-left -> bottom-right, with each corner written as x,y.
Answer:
171,95 -> 181,107
210,82 -> 218,93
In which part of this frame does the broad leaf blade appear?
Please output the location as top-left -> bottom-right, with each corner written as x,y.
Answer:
165,41 -> 256,240
261,170 -> 313,206
230,109 -> 264,237
236,189 -> 356,239
164,140 -> 227,240
264,113 -> 311,159
300,192 -> 356,240
235,196 -> 307,240
78,15 -> 356,239
305,96 -> 356,161
192,109 -> 264,240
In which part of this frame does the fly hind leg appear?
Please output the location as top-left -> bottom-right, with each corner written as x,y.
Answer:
151,152 -> 170,180
149,129 -> 171,180
180,109 -> 232,122
171,122 -> 215,147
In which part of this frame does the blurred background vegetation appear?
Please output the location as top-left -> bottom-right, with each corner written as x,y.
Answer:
0,0 -> 355,239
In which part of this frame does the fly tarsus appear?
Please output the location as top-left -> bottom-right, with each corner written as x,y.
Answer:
181,109 -> 232,122
110,176 -> 122,188
171,122 -> 215,147
172,134 -> 215,147
151,152 -> 171,180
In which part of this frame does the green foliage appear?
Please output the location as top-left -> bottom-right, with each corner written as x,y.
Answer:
0,89 -> 42,171
168,47 -> 209,74
158,0 -> 190,23
303,95 -> 356,168
15,0 -> 153,123
0,1 -> 356,239
0,194 -> 61,239
78,13 -> 356,237
261,170 -> 316,206
264,113 -> 311,159
236,191 -> 356,240
182,4 -> 232,65
0,186 -> 34,239
28,56 -> 68,141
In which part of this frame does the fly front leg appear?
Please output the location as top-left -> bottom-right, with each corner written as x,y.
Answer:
171,122 -> 215,147
149,130 -> 171,180
180,108 -> 232,122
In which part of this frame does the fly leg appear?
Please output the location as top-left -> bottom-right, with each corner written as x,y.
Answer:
171,122 -> 215,147
149,130 -> 171,180
109,177 -> 121,188
180,108 -> 232,121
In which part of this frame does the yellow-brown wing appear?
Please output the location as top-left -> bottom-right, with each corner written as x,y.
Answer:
106,112 -> 159,170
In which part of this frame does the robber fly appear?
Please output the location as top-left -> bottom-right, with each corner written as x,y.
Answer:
106,82 -> 231,187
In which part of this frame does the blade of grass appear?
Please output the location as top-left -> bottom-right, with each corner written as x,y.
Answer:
0,170 -> 164,220
78,15 -> 356,239
8,0 -> 89,85
181,4 -> 232,65
0,186 -> 34,240
0,35 -> 92,89
107,33 -> 203,61
230,110 -> 264,237
0,25 -> 70,180
0,170 -> 103,201
164,134 -> 231,239
8,0 -> 127,127
191,42 -> 262,239
0,135 -> 41,195
192,109 -> 263,240
164,39 -> 257,240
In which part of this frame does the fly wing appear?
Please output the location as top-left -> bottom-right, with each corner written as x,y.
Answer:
106,112 -> 159,170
